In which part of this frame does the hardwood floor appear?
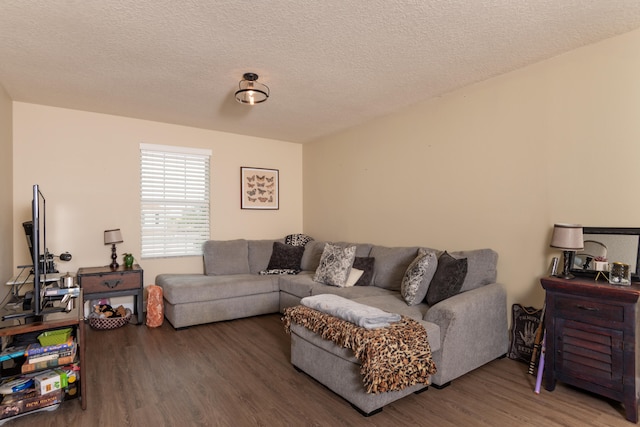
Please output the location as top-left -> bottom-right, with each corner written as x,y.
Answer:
3,314 -> 634,426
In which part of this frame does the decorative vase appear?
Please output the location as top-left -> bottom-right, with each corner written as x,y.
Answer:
609,262 -> 631,286
123,253 -> 134,269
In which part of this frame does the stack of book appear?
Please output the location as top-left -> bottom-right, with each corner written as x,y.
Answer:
21,338 -> 77,374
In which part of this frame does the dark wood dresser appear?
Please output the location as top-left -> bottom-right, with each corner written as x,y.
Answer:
541,276 -> 640,422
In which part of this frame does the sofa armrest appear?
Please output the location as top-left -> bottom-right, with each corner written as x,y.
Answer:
424,282 -> 508,386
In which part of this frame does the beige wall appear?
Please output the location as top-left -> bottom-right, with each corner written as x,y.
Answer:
12,103 -> 303,292
0,85 -> 12,299
8,27 -> 640,316
303,28 -> 640,311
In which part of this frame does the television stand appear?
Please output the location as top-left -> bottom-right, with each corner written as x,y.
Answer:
1,297 -> 69,322
0,297 -> 87,422
1,307 -> 66,322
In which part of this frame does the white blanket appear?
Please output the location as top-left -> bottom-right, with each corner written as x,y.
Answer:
301,294 -> 401,329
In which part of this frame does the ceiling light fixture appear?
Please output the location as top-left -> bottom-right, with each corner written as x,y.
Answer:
235,72 -> 269,105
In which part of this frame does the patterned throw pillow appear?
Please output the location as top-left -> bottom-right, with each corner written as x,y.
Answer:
313,243 -> 357,287
285,234 -> 314,247
426,251 -> 468,306
401,248 -> 438,305
259,268 -> 300,275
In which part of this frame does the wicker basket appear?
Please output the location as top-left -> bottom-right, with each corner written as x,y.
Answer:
88,309 -> 132,330
38,328 -> 72,346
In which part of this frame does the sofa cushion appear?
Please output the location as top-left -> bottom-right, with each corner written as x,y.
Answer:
401,249 -> 438,305
369,246 -> 420,290
310,283 -> 397,299
426,251 -> 468,306
300,241 -> 326,271
314,243 -> 357,287
450,249 -> 498,292
156,274 -> 279,304
353,257 -> 375,286
279,273 -> 316,298
203,239 -> 250,275
248,239 -> 283,273
266,242 -> 305,271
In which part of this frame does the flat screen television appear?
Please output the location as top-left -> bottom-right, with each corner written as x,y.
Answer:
25,184 -> 51,316
31,184 -> 47,316
3,185 -> 71,321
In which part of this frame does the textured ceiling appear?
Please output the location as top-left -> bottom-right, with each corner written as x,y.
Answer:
1,1 -> 640,143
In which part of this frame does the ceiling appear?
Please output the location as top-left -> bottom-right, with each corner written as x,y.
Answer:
1,1 -> 640,144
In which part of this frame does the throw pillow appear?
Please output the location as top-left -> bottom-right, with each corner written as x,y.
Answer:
266,242 -> 305,271
284,234 -> 314,247
344,268 -> 364,287
353,257 -> 375,286
259,268 -> 300,275
401,248 -> 438,306
426,251 -> 468,306
313,243 -> 357,287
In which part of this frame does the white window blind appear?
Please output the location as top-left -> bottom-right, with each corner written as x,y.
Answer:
140,143 -> 211,258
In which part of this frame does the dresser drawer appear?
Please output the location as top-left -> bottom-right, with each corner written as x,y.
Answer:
80,271 -> 141,294
555,295 -> 624,324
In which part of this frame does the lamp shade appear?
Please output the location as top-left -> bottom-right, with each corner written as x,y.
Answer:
550,223 -> 584,250
235,72 -> 269,105
104,229 -> 123,245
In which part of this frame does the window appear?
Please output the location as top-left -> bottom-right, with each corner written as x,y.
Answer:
140,143 -> 211,258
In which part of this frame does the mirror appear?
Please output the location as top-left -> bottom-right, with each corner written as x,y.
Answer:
570,227 -> 640,282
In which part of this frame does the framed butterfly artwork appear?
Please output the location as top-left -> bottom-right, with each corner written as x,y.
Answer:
241,167 -> 279,210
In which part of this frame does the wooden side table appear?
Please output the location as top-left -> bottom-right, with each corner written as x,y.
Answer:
77,265 -> 144,325
541,276 -> 640,423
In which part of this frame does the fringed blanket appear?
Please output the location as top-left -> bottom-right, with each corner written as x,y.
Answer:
282,305 -> 437,394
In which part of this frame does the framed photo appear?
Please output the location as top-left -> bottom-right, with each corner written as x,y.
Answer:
241,167 -> 279,210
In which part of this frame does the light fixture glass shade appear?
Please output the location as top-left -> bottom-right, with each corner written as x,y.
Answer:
235,72 -> 269,105
104,229 -> 123,245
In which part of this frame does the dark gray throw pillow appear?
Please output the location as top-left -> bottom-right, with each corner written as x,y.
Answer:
266,242 -> 305,270
353,257 -> 375,286
426,251 -> 468,306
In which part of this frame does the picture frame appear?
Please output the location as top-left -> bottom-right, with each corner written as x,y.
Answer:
241,167 -> 279,210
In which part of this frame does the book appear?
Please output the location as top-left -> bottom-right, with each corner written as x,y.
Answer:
0,388 -> 63,420
0,346 -> 26,362
27,347 -> 75,365
25,337 -> 74,357
21,350 -> 76,374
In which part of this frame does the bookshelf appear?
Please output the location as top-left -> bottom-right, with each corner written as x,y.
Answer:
0,298 -> 86,422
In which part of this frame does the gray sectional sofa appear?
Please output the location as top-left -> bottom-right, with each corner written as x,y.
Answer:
156,238 -> 509,414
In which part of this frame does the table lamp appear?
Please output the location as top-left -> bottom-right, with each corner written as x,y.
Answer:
104,229 -> 123,270
550,223 -> 584,279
